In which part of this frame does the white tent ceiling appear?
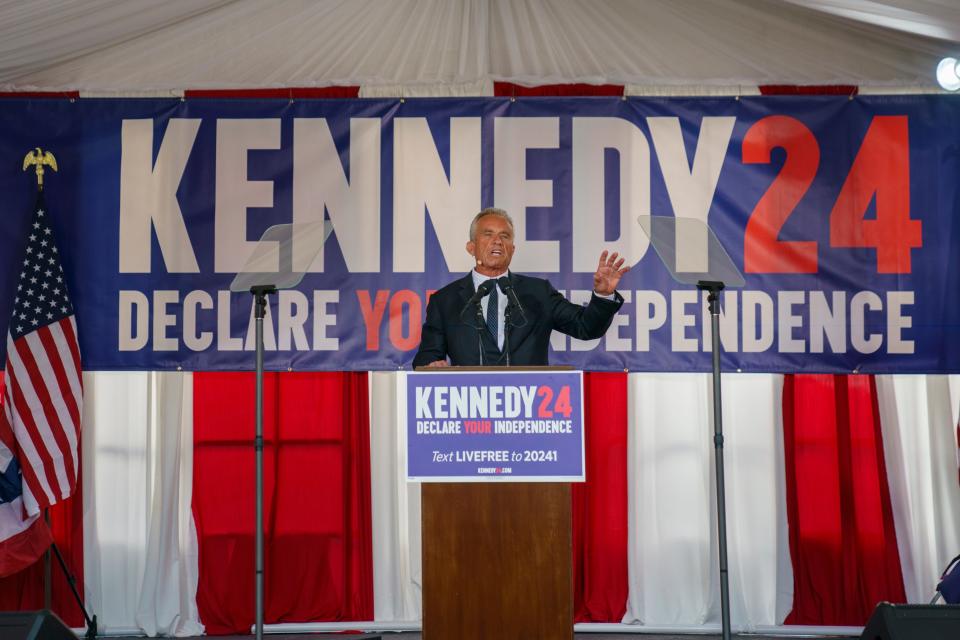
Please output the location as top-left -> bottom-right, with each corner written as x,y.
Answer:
0,0 -> 957,93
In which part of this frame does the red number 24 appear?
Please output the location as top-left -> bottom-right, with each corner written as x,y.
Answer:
742,115 -> 921,274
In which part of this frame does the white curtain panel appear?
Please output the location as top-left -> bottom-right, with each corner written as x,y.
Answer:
875,374 -> 960,603
717,373 -> 794,627
622,373 -> 790,631
81,371 -> 202,637
369,371 -> 422,622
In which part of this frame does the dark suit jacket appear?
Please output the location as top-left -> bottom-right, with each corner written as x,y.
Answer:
412,272 -> 624,367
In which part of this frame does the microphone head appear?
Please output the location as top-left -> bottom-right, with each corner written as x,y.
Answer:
478,279 -> 495,295
496,276 -> 511,293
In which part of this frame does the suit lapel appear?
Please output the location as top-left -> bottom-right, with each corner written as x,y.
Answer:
459,271 -> 474,304
456,272 -> 474,308
456,273 -> 483,331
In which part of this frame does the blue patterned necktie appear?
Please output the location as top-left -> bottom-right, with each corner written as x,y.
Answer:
486,283 -> 498,345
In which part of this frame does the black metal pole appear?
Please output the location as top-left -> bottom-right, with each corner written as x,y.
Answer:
699,281 -> 732,640
251,285 -> 275,640
48,541 -> 97,638
43,510 -> 51,610
474,305 -> 486,366
503,306 -> 511,366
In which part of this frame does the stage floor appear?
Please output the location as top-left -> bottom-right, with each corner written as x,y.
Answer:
111,633 -> 856,639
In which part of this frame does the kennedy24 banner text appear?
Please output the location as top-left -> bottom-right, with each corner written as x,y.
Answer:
0,96 -> 957,373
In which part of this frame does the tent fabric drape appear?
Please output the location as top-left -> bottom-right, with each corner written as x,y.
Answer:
720,374 -> 794,627
1,1 -> 955,92
622,373 -> 790,630
782,374 -> 906,626
359,80 -> 493,98
494,81 -> 623,96
183,87 -> 359,99
135,373 -> 203,637
192,372 -> 373,635
874,375 -> 960,604
369,371 -> 422,622
80,371 -> 202,637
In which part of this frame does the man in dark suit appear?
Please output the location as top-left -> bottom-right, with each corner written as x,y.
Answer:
413,207 -> 629,367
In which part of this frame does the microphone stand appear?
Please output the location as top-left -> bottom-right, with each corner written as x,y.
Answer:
461,280 -> 494,366
499,277 -> 525,368
503,306 -> 512,366
498,277 -> 527,328
474,303 -> 486,366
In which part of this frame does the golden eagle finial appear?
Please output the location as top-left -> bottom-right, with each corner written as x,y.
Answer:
22,147 -> 58,190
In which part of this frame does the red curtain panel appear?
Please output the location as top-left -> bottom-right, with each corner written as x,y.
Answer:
184,87 -> 360,99
759,85 -> 858,96
783,374 -> 905,625
192,372 -> 373,634
494,82 -> 624,97
574,372 -> 629,622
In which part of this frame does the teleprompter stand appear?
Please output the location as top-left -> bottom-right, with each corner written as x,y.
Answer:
637,215 -> 745,640
230,222 -> 351,640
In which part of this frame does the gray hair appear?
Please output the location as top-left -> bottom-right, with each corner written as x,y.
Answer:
469,207 -> 514,242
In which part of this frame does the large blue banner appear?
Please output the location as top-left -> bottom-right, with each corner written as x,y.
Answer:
1,96 -> 959,373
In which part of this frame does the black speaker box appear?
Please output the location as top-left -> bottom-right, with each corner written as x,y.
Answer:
861,602 -> 960,639
0,610 -> 75,640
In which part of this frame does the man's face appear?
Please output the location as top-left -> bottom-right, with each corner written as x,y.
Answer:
467,214 -> 515,274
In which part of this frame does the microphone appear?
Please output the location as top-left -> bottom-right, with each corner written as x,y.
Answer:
497,277 -> 527,326
460,279 -> 496,320
468,279 -> 495,306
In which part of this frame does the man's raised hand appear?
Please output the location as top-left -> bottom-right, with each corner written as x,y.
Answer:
593,250 -> 630,296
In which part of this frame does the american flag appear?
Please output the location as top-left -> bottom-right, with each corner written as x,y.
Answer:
0,405 -> 52,576
0,193 -> 82,520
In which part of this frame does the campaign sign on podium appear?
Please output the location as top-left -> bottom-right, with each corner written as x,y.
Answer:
406,370 -> 585,482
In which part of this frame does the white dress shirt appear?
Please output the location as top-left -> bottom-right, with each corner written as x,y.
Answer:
471,269 -> 508,350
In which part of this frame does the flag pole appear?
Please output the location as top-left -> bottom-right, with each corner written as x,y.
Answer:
22,148 -> 98,639
43,511 -> 51,609
23,149 -> 57,613
22,147 -> 57,191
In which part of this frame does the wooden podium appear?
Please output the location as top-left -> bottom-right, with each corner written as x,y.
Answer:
421,482 -> 572,639
416,366 -> 575,640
